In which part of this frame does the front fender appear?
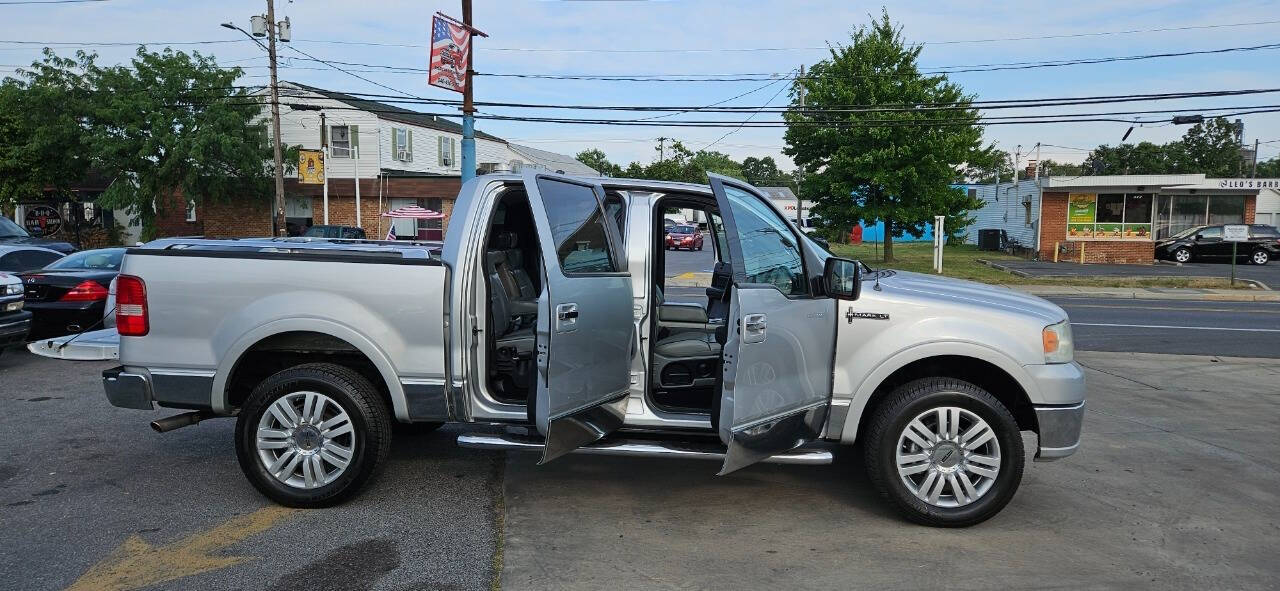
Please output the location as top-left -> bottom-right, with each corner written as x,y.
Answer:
836,340 -> 1043,444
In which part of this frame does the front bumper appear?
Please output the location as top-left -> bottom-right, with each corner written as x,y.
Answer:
1033,401 -> 1085,461
0,311 -> 32,346
102,366 -> 154,410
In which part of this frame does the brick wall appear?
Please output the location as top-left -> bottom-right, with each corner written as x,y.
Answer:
1245,194 -> 1256,223
202,196 -> 273,238
295,176 -> 461,238
154,189 -> 204,238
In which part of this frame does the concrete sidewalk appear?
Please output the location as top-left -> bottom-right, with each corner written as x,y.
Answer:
499,351 -> 1280,590
667,271 -> 1280,301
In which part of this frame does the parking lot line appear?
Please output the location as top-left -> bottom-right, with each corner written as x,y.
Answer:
1072,322 -> 1280,332
66,505 -> 296,591
1060,303 -> 1280,314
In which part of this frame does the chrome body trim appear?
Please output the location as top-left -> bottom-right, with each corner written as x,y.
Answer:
1033,401 -> 1086,462
457,431 -> 834,465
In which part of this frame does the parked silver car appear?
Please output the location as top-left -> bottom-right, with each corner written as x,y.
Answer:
94,172 -> 1084,526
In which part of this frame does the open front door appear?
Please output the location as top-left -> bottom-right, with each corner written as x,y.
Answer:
708,173 -> 837,474
522,171 -> 633,463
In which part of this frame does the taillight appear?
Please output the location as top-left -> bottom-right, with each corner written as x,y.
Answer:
115,274 -> 148,336
60,280 -> 109,302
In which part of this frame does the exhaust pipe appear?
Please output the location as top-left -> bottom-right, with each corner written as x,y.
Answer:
151,411 -> 216,433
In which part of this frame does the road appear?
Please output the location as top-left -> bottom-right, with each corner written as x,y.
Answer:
1049,297 -> 1280,358
4,349 -> 1278,590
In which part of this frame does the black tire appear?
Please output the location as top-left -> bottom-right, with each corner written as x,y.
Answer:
234,362 -> 392,508
1172,247 -> 1192,263
1251,249 -> 1269,265
863,378 -> 1024,527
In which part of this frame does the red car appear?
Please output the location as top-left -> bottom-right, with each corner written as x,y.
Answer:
665,225 -> 704,251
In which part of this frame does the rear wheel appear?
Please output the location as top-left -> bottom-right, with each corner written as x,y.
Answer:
863,378 -> 1024,527
234,362 -> 392,508
1251,249 -> 1269,265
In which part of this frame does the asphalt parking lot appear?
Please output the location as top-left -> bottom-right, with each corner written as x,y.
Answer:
3,346 -> 1279,590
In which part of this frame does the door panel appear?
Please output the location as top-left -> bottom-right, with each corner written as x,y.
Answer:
522,171 -> 633,463
708,173 -> 837,474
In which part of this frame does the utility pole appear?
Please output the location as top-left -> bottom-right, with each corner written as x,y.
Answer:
321,111 -> 329,225
795,64 -> 805,226
1252,138 -> 1260,178
265,0 -> 286,237
656,136 -> 669,161
460,0 -> 476,184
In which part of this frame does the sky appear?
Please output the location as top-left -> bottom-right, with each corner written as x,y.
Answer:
3,0 -> 1280,172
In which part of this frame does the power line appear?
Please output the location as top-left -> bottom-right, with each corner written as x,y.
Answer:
702,72 -> 794,151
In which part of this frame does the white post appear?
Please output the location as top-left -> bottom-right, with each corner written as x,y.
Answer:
933,215 -> 946,273
322,144 -> 330,225
354,145 -> 361,230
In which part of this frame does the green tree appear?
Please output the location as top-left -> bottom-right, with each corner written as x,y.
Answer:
1175,117 -> 1243,176
574,148 -> 622,176
0,50 -> 96,209
741,156 -> 792,187
1255,155 -> 1280,178
961,146 -> 1012,184
1082,141 -> 1173,175
783,11 -> 985,261
1038,158 -> 1085,176
89,48 -> 293,239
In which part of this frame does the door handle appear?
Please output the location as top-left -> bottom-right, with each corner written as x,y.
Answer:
742,313 -> 767,344
555,303 -> 579,332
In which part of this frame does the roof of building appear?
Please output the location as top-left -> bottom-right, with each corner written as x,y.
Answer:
285,82 -> 506,142
507,143 -> 599,176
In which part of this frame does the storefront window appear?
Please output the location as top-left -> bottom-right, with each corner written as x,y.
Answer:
1154,194 -> 1246,238
1066,193 -> 1153,240
1208,195 -> 1245,225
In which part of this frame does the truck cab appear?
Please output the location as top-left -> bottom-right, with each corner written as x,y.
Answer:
91,172 -> 1085,526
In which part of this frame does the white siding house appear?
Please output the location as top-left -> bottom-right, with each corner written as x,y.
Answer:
961,179 -> 1042,249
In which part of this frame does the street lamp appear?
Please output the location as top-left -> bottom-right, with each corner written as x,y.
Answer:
223,2 -> 289,237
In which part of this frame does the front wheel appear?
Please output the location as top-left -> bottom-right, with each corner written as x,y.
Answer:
1251,249 -> 1269,265
863,378 -> 1024,527
1173,247 -> 1192,263
234,363 -> 392,508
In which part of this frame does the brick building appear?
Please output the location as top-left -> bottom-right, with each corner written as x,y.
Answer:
963,174 -> 1277,263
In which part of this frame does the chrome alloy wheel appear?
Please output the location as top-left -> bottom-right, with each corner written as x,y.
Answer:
1174,248 -> 1192,263
896,406 -> 1001,508
1253,250 -> 1269,265
256,391 -> 356,489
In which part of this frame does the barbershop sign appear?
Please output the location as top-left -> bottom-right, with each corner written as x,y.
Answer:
1218,179 -> 1280,189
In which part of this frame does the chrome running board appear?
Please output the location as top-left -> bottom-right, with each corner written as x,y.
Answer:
456,431 -> 833,466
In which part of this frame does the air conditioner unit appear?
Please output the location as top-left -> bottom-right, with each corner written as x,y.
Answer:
442,157 -> 452,167
1021,195 -> 1032,206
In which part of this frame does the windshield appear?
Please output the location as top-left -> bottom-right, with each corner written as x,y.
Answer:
46,248 -> 125,270
1171,226 -> 1205,239
671,225 -> 696,234
0,216 -> 28,238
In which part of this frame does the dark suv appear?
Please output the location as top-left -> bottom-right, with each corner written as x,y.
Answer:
0,216 -> 75,254
1156,224 -> 1280,265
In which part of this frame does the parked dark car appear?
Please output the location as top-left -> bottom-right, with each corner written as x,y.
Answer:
664,224 -> 704,251
1156,224 -> 1280,265
21,247 -> 124,340
0,271 -> 31,354
0,216 -> 76,254
303,225 -> 367,239
0,245 -> 66,272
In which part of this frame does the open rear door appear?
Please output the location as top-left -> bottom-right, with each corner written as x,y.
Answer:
522,171 -> 633,463
708,173 -> 836,474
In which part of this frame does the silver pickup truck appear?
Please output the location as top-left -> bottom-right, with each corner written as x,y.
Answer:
99,172 -> 1084,527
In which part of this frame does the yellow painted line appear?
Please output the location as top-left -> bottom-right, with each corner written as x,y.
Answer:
674,272 -> 701,279
67,506 -> 296,591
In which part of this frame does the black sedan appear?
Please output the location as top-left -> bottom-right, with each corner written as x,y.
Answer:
1156,224 -> 1280,265
20,247 -> 124,340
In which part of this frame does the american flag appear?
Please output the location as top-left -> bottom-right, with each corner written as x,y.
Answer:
386,225 -> 397,240
429,15 -> 469,93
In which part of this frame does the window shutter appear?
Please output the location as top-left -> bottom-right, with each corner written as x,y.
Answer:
350,125 -> 359,158
407,130 -> 413,162
450,138 -> 457,167
391,128 -> 399,161
438,136 -> 445,166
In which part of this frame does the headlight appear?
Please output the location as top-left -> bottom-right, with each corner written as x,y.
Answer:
4,283 -> 21,295
1042,320 -> 1074,364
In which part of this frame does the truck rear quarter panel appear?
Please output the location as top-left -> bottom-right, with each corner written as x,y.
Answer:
119,252 -> 448,418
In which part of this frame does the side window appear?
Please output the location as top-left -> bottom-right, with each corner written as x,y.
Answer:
536,178 -> 617,274
603,192 -> 626,239
724,185 -> 807,296
709,211 -> 730,261
1199,226 -> 1222,239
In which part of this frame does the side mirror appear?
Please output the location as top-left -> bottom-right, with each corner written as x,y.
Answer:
823,257 -> 861,301
1194,234 -> 1202,241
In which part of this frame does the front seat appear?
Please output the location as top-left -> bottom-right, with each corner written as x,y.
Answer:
650,286 -> 721,388
487,231 -> 537,318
